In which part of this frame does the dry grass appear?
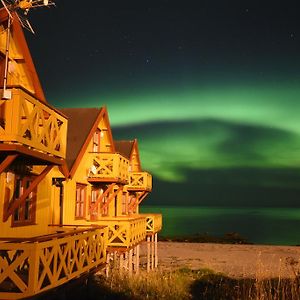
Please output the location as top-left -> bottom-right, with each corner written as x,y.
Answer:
91,257 -> 300,300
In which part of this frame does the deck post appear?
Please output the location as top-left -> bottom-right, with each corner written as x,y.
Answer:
136,244 -> 140,274
147,236 -> 150,272
119,252 -> 124,274
124,251 -> 128,271
28,242 -> 40,294
105,252 -> 110,277
151,234 -> 154,270
155,233 -> 158,268
129,248 -> 133,276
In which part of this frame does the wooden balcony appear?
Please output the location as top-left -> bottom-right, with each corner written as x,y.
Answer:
0,88 -> 67,163
87,153 -> 129,184
127,171 -> 152,191
0,226 -> 107,300
140,214 -> 162,234
93,216 -> 146,249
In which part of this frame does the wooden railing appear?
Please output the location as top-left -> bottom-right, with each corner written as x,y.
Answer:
93,216 -> 146,248
0,88 -> 67,159
0,226 -> 107,300
127,172 -> 152,191
87,153 -> 129,183
140,214 -> 162,234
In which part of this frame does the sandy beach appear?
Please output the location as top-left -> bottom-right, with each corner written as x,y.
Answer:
156,242 -> 300,278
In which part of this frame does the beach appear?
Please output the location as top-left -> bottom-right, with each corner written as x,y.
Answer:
156,242 -> 300,278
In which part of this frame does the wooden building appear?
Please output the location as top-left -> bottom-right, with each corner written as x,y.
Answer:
115,140 -> 162,271
0,9 -> 107,299
0,5 -> 162,300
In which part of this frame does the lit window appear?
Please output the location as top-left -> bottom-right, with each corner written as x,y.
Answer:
75,184 -> 86,219
93,129 -> 101,152
12,176 -> 36,226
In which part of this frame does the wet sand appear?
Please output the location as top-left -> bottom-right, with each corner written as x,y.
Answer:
156,242 -> 300,278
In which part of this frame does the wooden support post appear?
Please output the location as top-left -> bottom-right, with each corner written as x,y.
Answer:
113,251 -> 117,269
119,253 -> 123,274
136,245 -> 140,274
0,154 -> 18,174
151,234 -> 154,270
129,249 -> 133,276
147,236 -> 150,273
105,253 -> 110,278
155,233 -> 158,268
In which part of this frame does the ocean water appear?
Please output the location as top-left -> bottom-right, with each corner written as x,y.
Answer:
140,206 -> 300,245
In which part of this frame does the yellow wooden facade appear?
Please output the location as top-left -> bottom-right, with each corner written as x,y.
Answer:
0,6 -> 162,299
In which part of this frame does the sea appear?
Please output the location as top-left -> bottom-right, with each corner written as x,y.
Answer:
140,206 -> 300,245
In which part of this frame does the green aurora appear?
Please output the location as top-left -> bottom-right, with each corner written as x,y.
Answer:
52,81 -> 300,185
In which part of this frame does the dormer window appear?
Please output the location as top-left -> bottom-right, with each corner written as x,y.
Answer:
93,129 -> 101,152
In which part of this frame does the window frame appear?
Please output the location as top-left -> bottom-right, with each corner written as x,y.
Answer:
92,129 -> 101,152
11,175 -> 37,227
75,183 -> 87,219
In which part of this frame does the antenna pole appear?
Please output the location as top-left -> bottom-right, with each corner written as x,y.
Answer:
2,15 -> 12,100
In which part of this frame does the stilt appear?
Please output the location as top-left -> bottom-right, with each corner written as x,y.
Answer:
147,236 -> 150,272
155,233 -> 158,268
151,234 -> 154,270
119,252 -> 124,274
135,245 -> 140,274
129,248 -> 133,276
125,251 -> 129,271
105,252 -> 110,277
113,251 -> 117,269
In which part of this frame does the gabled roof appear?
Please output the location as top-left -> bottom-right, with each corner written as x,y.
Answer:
115,139 -> 141,170
0,9 -> 46,102
114,140 -> 135,159
60,107 -> 115,177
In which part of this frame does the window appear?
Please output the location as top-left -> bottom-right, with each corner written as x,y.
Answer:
12,176 -> 37,227
93,129 -> 101,152
122,193 -> 127,215
75,184 -> 86,219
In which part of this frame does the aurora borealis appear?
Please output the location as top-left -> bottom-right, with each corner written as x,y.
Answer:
25,1 -> 300,208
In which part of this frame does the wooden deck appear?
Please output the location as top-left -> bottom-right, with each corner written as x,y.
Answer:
91,216 -> 146,248
127,171 -> 152,191
0,88 -> 67,160
140,214 -> 162,234
0,226 -> 107,299
87,153 -> 129,184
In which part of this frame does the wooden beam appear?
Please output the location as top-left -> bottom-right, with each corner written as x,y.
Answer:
4,165 -> 53,222
101,185 -> 123,213
0,144 -> 64,165
129,191 -> 148,211
59,163 -> 69,178
0,154 -> 18,173
90,183 -> 116,213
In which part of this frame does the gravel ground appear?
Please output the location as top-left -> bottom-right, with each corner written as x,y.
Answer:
150,242 -> 300,278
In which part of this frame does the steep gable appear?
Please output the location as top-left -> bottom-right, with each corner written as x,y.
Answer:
60,107 -> 115,177
0,9 -> 45,101
115,139 -> 141,171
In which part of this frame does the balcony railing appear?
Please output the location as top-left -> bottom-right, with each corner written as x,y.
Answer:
0,88 -> 67,159
87,153 -> 129,183
140,214 -> 162,234
127,172 -> 152,191
93,216 -> 146,248
0,226 -> 107,300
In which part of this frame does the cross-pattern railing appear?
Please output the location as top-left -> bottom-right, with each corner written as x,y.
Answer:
127,172 -> 152,191
88,153 -> 129,183
0,226 -> 107,300
94,216 -> 146,248
0,88 -> 67,159
140,214 -> 162,234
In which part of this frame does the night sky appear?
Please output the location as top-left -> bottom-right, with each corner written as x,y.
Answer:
24,0 -> 300,207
